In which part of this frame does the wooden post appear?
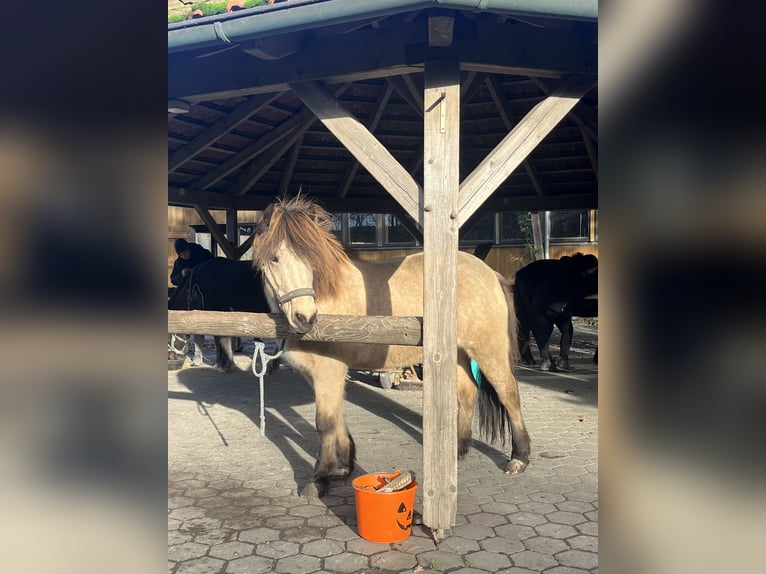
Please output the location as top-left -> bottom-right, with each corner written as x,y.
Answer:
422,59 -> 460,534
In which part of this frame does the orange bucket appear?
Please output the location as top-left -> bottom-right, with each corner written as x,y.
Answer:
352,471 -> 418,543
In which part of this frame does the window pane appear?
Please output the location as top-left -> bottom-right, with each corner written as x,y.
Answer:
348,213 -> 377,245
385,214 -> 416,244
549,210 -> 589,240
330,213 -> 343,243
500,211 -> 533,243
462,212 -> 494,242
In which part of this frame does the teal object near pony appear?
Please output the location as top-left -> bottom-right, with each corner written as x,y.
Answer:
470,359 -> 482,389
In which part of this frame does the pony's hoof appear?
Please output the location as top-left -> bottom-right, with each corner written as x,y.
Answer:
504,459 -> 528,474
300,480 -> 328,498
556,358 -> 572,371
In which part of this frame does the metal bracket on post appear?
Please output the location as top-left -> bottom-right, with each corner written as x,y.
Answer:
251,340 -> 283,436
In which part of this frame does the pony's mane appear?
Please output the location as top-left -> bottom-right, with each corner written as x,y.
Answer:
252,196 -> 350,299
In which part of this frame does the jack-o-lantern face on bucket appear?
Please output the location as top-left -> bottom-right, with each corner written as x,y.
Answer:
396,501 -> 413,531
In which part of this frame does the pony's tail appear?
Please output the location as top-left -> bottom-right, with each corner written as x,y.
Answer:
477,379 -> 510,447
476,273 -> 520,447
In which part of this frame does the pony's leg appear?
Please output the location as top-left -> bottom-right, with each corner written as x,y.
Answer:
530,313 -> 555,371
190,335 -> 203,367
555,315 -> 574,371
476,356 -> 531,474
289,354 -> 355,498
457,355 -> 479,458
214,336 -> 234,372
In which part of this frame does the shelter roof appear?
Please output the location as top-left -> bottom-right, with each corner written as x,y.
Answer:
168,0 -> 598,217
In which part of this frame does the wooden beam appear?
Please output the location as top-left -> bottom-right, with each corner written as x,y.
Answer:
422,59 -> 460,535
530,76 -> 598,143
231,84 -> 350,196
193,205 -> 236,260
458,75 -> 594,226
338,83 -> 394,198
278,137 -> 303,196
168,92 -> 281,174
485,76 -> 547,197
576,119 -> 598,178
226,209 -> 239,253
291,80 -> 423,224
168,310 -> 423,345
192,110 -> 308,191
386,75 -> 424,117
428,15 -> 454,47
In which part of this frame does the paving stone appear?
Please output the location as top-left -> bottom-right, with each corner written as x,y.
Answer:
169,529 -> 194,545
209,541 -> 254,560
534,522 -> 579,539
466,512 -> 508,527
169,496 -> 196,510
393,535 -> 437,554
185,488 -> 219,499
281,525 -> 324,543
494,523 -> 537,540
197,497 -> 230,509
546,511 -> 587,526
510,550 -> 558,571
168,542 -> 208,562
324,524 -> 359,541
568,534 -> 598,553
273,554 -> 321,574
507,512 -> 548,527
265,514 -> 305,529
527,492 -> 566,504
302,538 -> 345,557
478,536 -> 525,554
449,568 -> 493,574
248,505 -> 286,519
170,507 -> 208,521
176,556 -> 225,574
204,506 -> 248,520
224,555 -> 273,574
306,513 -> 346,528
221,515 -> 264,530
555,500 -> 595,513
346,538 -> 390,554
193,528 -> 236,546
439,536 -> 481,554
323,551 -> 369,573
576,521 -> 598,536
522,536 -> 569,554
465,550 -> 512,570
255,540 -> 299,559
451,523 -> 496,540
545,567 -> 590,574
555,549 -> 598,570
481,497 -> 519,513
418,550 -> 465,571
371,549 -> 418,570
238,527 -> 280,544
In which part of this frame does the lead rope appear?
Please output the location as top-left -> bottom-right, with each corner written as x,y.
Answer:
251,340 -> 283,436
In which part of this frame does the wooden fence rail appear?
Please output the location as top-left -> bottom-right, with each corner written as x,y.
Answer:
168,310 -> 423,346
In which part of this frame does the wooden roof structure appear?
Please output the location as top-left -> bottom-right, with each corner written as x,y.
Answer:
168,1 -> 597,220
168,0 -> 597,535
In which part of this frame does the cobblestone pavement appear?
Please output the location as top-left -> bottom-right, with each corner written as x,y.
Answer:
169,331 -> 598,573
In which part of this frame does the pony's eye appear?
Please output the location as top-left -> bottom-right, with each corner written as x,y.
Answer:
271,256 -> 279,264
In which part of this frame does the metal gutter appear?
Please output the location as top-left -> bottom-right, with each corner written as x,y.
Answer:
168,0 -> 597,54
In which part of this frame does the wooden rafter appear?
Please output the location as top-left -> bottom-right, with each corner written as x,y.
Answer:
291,80 -> 423,224
337,83 -> 394,198
193,205 -> 236,260
168,92 -> 282,173
458,75 -> 594,226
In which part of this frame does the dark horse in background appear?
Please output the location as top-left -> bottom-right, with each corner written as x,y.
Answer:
168,257 -> 272,371
513,253 -> 598,371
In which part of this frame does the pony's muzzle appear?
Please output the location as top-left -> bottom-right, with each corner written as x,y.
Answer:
292,309 -> 317,333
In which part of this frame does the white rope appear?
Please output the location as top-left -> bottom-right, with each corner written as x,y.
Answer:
251,340 -> 283,436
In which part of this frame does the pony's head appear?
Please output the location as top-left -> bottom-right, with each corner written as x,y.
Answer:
252,196 -> 348,333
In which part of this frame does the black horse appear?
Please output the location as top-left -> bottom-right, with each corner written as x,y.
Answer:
513,253 -> 598,371
168,257 -> 273,371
